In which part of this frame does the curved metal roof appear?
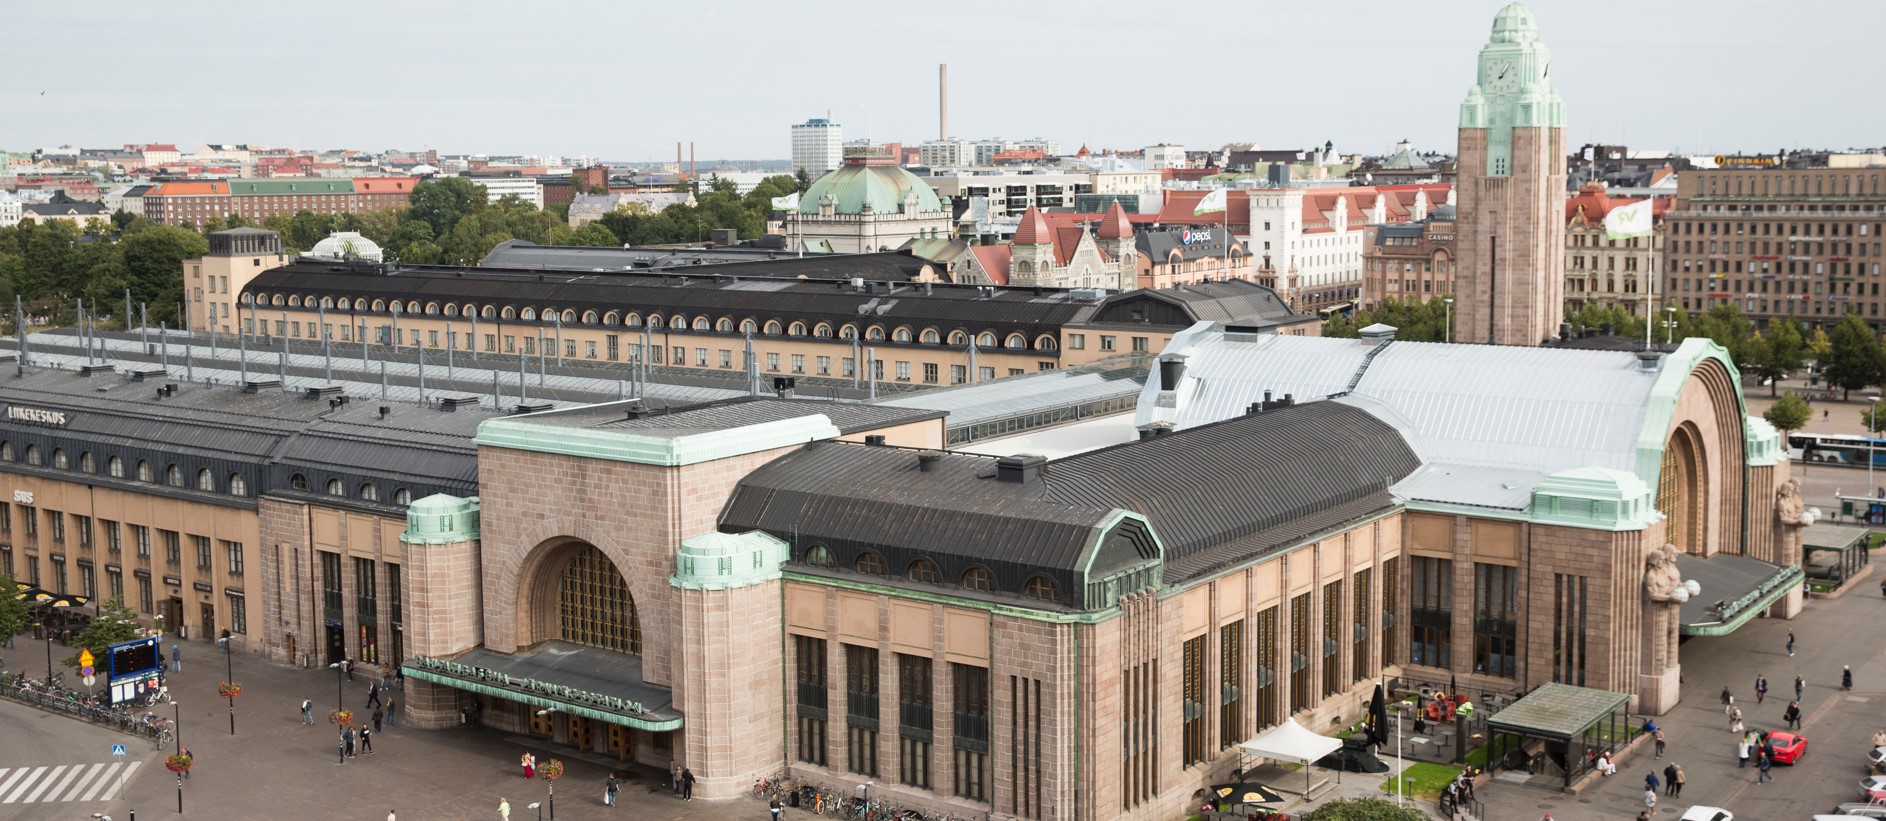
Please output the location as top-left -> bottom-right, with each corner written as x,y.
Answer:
799,164 -> 944,215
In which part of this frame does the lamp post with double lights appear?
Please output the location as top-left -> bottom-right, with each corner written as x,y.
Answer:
1443,297 -> 1454,343
1663,306 -> 1678,345
535,709 -> 560,819
218,632 -> 237,735
1870,395 -> 1882,510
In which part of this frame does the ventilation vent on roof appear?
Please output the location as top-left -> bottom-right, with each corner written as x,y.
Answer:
438,396 -> 482,412
514,402 -> 555,415
304,385 -> 344,399
864,434 -> 887,447
916,451 -> 945,471
995,453 -> 1047,484
129,368 -> 168,382
76,364 -> 113,377
241,378 -> 281,394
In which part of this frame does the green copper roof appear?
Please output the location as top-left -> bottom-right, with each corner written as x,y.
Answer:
670,530 -> 786,591
1745,415 -> 1784,467
1529,467 -> 1658,531
474,409 -> 842,467
227,179 -> 356,196
401,493 -> 480,544
799,164 -> 944,215
1634,338 -> 1746,489
1492,2 -> 1540,43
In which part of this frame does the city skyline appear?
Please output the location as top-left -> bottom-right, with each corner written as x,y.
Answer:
6,0 -> 1882,163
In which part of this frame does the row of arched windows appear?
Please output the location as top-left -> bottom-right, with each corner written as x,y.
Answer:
246,293 -> 1059,351
802,544 -> 1058,601
0,441 -> 250,497
287,473 -> 411,506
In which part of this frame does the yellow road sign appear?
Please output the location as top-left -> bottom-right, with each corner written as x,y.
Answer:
77,649 -> 94,667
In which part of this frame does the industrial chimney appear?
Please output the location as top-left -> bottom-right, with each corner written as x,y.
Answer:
939,63 -> 949,140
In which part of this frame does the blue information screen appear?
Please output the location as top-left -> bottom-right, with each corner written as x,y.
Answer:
107,637 -> 161,681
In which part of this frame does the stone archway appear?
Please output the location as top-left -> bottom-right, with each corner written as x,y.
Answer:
1657,422 -> 1707,556
517,537 -> 642,655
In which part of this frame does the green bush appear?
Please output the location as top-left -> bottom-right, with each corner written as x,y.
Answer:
1301,796 -> 1431,821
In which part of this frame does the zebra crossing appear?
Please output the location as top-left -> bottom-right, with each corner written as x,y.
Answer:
0,761 -> 141,804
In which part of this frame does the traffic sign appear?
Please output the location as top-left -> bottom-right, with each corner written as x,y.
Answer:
78,649 -> 94,668
80,665 -> 93,677
82,675 -> 95,686
110,745 -> 125,757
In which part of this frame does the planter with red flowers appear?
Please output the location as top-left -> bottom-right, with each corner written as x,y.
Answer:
329,708 -> 354,726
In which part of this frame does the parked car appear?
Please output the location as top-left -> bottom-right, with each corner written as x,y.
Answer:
1838,798 -> 1886,818
1767,730 -> 1808,764
1677,807 -> 1731,821
1858,774 -> 1886,802
1868,746 -> 1886,772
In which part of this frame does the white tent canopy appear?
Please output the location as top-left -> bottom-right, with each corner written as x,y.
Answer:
1239,717 -> 1343,763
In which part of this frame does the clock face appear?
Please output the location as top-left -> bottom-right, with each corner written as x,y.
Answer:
1486,59 -> 1520,92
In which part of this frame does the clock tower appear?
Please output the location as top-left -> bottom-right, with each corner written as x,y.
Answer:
1454,3 -> 1566,345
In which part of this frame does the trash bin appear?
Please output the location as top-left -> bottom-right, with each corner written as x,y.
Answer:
789,790 -> 800,808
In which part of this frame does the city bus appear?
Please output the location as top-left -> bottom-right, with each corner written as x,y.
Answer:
1786,432 -> 1886,466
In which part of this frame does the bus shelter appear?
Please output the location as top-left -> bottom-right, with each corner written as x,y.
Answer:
1484,683 -> 1631,790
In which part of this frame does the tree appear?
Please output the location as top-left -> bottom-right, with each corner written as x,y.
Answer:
793,167 -> 812,192
63,597 -> 142,669
407,177 -> 487,237
1821,313 -> 1886,400
1302,797 -> 1429,821
0,572 -> 29,645
1321,296 -> 1449,342
569,222 -> 619,247
1748,318 -> 1806,396
109,210 -> 136,231
1764,392 -> 1812,439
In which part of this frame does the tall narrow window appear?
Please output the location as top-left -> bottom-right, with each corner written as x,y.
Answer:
557,545 -> 640,655
1289,593 -> 1311,713
1181,635 -> 1207,766
1553,573 -> 1589,686
1381,558 -> 1398,669
846,645 -> 880,777
897,654 -> 933,790
1254,607 -> 1278,731
1473,563 -> 1518,678
795,635 -> 828,766
1410,557 -> 1453,668
1219,620 -> 1244,749
1322,580 -> 1343,698
952,663 -> 990,802
1352,568 -> 1372,684
320,551 -> 342,625
354,557 -> 378,664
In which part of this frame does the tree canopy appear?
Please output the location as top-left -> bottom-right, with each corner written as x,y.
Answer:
1301,797 -> 1430,821
1763,392 -> 1812,438
1821,313 -> 1886,400
0,572 -> 29,645
63,597 -> 143,669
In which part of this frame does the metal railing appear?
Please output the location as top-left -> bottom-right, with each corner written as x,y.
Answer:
0,675 -> 171,747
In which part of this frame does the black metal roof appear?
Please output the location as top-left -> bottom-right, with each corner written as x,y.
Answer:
480,241 -> 937,280
245,260 -> 1105,335
1089,279 -> 1304,328
509,396 -> 943,436
1135,229 -> 1250,264
721,400 -> 1421,605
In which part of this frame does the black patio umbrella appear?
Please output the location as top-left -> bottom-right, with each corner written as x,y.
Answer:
1209,782 -> 1284,805
1369,683 -> 1389,746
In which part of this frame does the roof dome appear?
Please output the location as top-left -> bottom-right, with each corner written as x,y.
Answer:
1491,2 -> 1540,43
1431,204 -> 1457,221
799,162 -> 944,215
308,231 -> 383,262
410,164 -> 439,176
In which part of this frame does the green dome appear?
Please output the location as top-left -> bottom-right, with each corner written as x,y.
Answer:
799,163 -> 944,215
1491,2 -> 1539,43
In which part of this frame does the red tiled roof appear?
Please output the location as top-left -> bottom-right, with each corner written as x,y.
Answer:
1565,183 -> 1669,225
355,177 -> 418,194
1013,206 -> 1051,245
1097,201 -> 1133,239
148,180 -> 228,196
1040,212 -> 1162,229
1053,226 -> 1084,266
143,144 -> 179,152
1155,190 -> 1250,226
968,245 -> 1011,286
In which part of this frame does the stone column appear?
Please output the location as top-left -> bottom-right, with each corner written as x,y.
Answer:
670,529 -> 787,799
1771,476 -> 1814,619
1639,544 -> 1684,715
399,494 -> 482,728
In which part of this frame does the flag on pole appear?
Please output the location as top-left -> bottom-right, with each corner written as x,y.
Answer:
1603,199 -> 1654,240
1193,188 -> 1228,216
770,192 -> 801,211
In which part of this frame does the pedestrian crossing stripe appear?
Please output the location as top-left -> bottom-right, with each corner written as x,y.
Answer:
0,761 -> 141,803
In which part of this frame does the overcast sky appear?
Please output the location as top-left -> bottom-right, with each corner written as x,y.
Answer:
6,0 -> 1882,164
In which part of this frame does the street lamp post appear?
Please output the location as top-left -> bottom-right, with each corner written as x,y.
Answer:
529,802 -> 542,821
174,700 -> 183,814
1870,395 -> 1882,504
221,635 -> 235,735
1443,298 -> 1453,343
1664,306 -> 1677,345
41,625 -> 51,682
329,661 -> 346,765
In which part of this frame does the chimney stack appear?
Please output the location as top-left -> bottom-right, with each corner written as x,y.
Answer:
939,63 -> 949,140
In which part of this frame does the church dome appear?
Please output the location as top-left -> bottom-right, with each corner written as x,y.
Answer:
799,161 -> 944,215
308,231 -> 383,262
1491,2 -> 1540,43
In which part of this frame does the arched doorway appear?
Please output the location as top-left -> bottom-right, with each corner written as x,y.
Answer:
1657,422 -> 1706,556
553,543 -> 642,655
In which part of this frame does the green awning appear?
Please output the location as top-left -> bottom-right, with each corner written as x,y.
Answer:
402,643 -> 684,733
403,666 -> 682,732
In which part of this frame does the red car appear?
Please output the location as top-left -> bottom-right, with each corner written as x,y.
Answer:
1765,730 -> 1807,764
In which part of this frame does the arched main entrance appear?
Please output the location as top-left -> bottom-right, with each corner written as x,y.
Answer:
1657,422 -> 1707,556
555,543 -> 643,655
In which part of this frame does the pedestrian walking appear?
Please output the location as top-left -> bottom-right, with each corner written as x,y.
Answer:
301,697 -> 314,725
1729,704 -> 1743,731
605,773 -> 620,807
671,762 -> 682,796
1737,734 -> 1751,768
1874,728 -> 1886,749
386,694 -> 396,727
1844,665 -> 1855,691
373,706 -> 384,732
1661,763 -> 1677,796
1787,630 -> 1795,657
1672,764 -> 1686,797
179,746 -> 192,779
1644,786 -> 1657,810
367,681 -> 383,708
345,658 -> 355,682
1654,729 -> 1666,758
1755,674 -> 1768,705
499,797 -> 511,821
521,752 -> 536,779
387,811 -> 396,821
682,767 -> 695,800
1758,750 -> 1772,784
1644,771 -> 1659,795
345,726 -> 357,758
1784,701 -> 1802,730
770,797 -> 783,820
171,645 -> 182,671
360,724 -> 374,754
1795,674 -> 1805,701
1720,685 -> 1734,713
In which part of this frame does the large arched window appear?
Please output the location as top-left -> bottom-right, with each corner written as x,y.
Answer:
326,478 -> 344,496
196,468 -> 215,491
558,543 -> 642,655
51,448 -> 67,470
291,473 -> 309,491
961,566 -> 995,592
24,445 -> 40,466
137,460 -> 154,483
854,552 -> 886,576
166,464 -> 184,487
108,456 -> 124,478
1657,423 -> 1707,556
805,544 -> 835,567
906,558 -> 941,583
228,474 -> 248,497
1024,575 -> 1058,601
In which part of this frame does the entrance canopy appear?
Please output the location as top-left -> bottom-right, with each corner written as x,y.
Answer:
1675,553 -> 1803,636
1238,717 -> 1343,763
403,641 -> 682,732
1485,682 -> 1631,789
